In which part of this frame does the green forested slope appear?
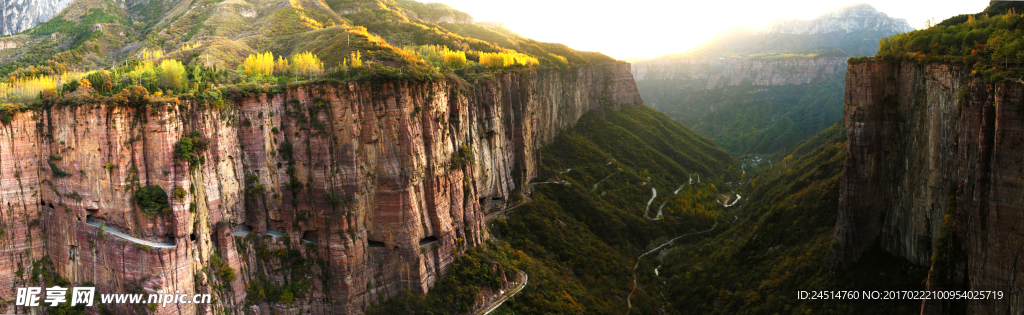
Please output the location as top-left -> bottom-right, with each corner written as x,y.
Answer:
371,105 -> 743,314
642,71 -> 845,154
643,122 -> 928,314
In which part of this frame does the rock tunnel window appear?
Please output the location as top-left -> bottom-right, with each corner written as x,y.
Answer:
419,236 -> 438,246
367,240 -> 386,248
233,224 -> 254,236
86,209 -> 98,224
302,230 -> 319,244
190,233 -> 197,242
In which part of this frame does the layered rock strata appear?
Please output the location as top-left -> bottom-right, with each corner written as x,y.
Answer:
833,59 -> 1024,314
0,63 -> 642,314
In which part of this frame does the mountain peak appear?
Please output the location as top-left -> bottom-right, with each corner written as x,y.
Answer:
759,3 -> 914,35
1,0 -> 76,36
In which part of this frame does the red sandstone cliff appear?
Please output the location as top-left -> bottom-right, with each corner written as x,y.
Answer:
0,63 -> 642,314
833,59 -> 1024,314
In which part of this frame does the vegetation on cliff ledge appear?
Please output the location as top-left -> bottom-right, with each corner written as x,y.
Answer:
865,2 -> 1024,83
174,131 -> 210,168
0,0 -> 616,112
135,185 -> 171,217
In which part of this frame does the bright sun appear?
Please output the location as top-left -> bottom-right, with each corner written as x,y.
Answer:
417,0 -> 989,59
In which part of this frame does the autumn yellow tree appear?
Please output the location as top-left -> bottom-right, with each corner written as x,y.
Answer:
290,51 -> 324,78
243,52 -> 275,77
160,59 -> 188,92
349,51 -> 362,68
443,50 -> 467,69
0,72 -> 84,102
142,49 -> 164,60
479,51 -> 538,69
275,56 -> 290,75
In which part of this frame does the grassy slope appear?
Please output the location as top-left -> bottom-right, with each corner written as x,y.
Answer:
644,122 -> 928,314
0,0 -> 615,88
371,105 -> 742,314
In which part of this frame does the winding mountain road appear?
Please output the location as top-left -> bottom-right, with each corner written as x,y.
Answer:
85,219 -> 175,248
475,271 -> 528,315
626,220 -> 718,311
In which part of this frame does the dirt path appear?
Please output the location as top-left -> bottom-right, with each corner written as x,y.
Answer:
626,220 -> 717,311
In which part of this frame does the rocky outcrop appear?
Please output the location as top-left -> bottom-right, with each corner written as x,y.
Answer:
759,3 -> 913,35
0,63 -> 641,314
1,0 -> 75,36
833,59 -> 1024,314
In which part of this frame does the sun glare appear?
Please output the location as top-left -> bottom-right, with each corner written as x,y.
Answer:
421,0 -> 989,59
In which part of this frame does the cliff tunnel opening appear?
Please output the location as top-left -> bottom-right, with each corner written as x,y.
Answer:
190,233 -> 196,242
86,209 -> 98,224
419,236 -> 438,246
367,240 -> 386,248
302,230 -> 318,244
267,220 -> 285,235
233,224 -> 254,235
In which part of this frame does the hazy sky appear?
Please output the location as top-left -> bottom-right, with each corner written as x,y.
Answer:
419,1 -> 990,60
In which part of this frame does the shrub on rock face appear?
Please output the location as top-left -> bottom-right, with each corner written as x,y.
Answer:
172,185 -> 188,200
135,185 -> 171,217
174,131 -> 209,168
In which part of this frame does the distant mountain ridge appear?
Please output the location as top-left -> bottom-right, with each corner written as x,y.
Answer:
683,3 -> 914,57
631,3 -> 912,154
758,3 -> 913,35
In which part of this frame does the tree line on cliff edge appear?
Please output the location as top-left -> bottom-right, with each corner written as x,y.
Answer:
853,3 -> 1024,84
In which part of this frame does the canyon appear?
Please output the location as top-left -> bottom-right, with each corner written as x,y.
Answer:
834,59 -> 1024,314
0,62 -> 642,314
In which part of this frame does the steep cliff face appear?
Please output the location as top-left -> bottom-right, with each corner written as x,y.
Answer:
834,59 -> 1024,314
0,0 -> 75,35
0,63 -> 642,314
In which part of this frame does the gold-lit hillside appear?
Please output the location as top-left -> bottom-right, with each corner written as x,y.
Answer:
0,0 -> 619,108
